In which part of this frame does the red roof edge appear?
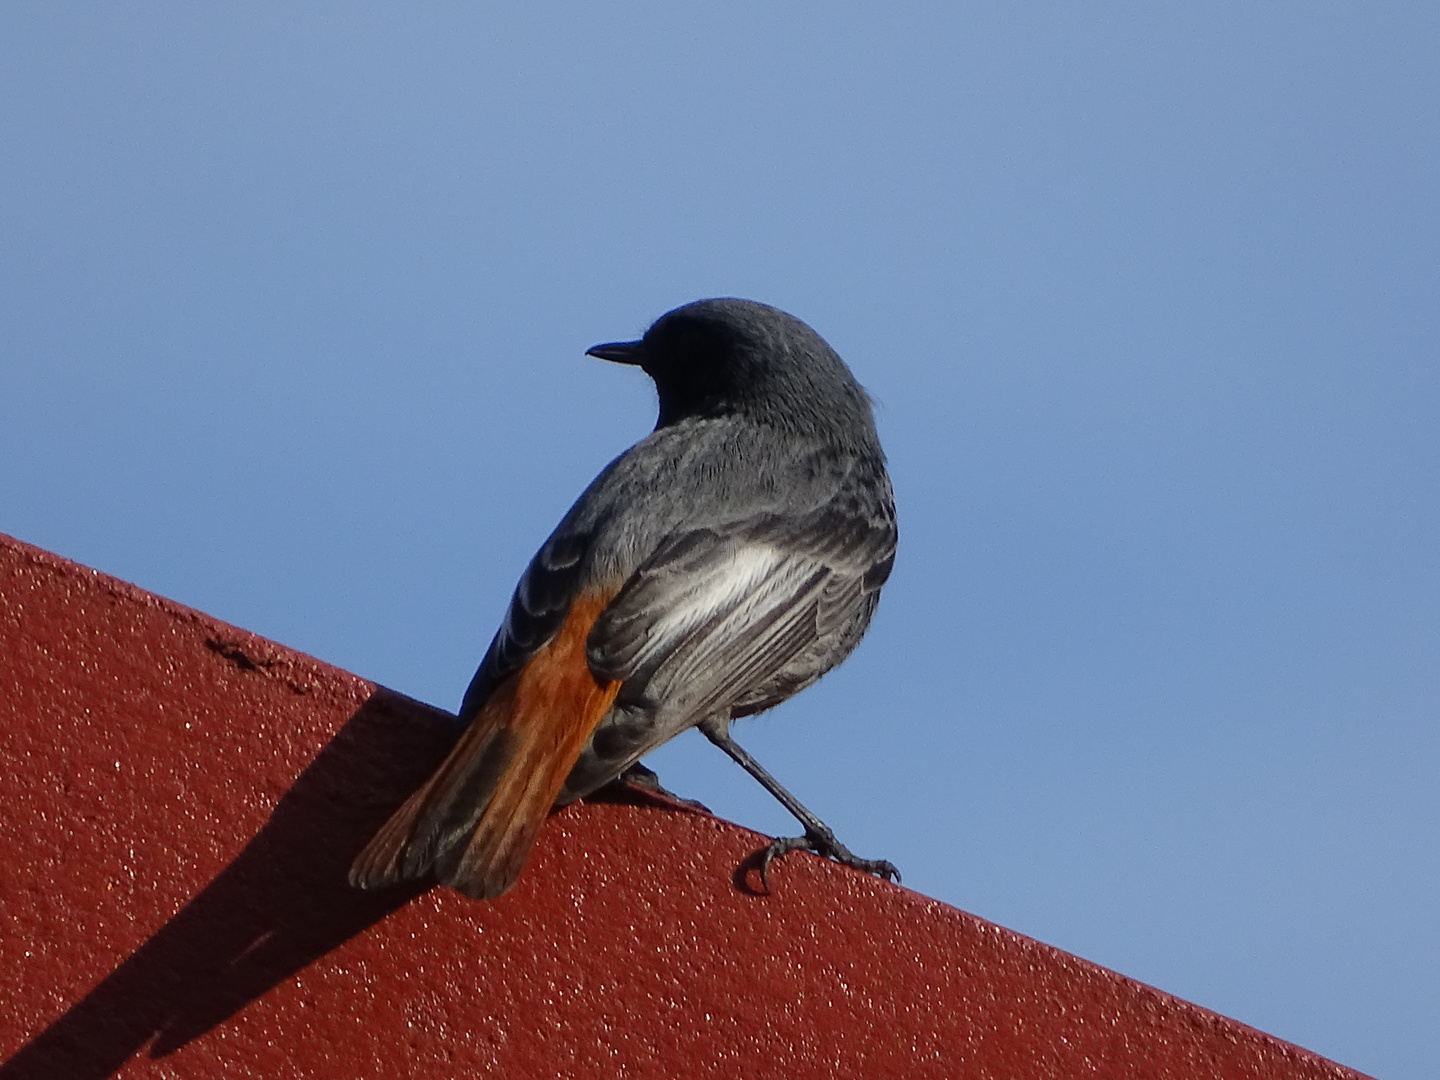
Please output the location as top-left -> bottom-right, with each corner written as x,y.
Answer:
0,531 -> 1369,1079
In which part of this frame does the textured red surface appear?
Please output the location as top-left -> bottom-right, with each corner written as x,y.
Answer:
0,532 -> 1368,1080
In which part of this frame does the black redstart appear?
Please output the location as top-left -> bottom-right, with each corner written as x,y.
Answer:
350,298 -> 898,899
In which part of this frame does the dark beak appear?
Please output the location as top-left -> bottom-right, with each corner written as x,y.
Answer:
585,340 -> 645,365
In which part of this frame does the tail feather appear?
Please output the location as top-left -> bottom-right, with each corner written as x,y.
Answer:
347,682 -> 517,889
442,675 -> 619,897
349,592 -> 620,899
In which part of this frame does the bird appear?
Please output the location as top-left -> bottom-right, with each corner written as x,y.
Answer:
349,298 -> 898,900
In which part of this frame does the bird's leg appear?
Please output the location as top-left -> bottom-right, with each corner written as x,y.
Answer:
699,724 -> 900,889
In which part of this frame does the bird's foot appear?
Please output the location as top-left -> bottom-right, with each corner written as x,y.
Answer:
592,762 -> 712,813
757,828 -> 900,891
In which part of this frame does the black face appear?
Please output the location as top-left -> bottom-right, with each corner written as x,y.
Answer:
588,302 -> 766,424
642,310 -> 759,404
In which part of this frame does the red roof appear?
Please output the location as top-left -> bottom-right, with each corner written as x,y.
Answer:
0,532 -> 1368,1079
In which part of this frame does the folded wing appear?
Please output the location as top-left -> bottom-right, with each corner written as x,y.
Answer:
587,510 -> 895,743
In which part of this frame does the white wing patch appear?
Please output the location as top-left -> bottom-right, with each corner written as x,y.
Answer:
630,544 -> 787,668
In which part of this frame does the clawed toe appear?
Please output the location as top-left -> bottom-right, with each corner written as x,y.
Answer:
846,855 -> 901,883
757,835 -> 817,890
755,831 -> 901,891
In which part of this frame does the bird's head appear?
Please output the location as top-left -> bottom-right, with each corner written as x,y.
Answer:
587,298 -> 876,442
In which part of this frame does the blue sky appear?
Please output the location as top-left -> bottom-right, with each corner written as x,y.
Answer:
2,5 -> 1436,1076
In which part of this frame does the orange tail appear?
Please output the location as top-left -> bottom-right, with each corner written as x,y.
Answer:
349,592 -> 621,899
